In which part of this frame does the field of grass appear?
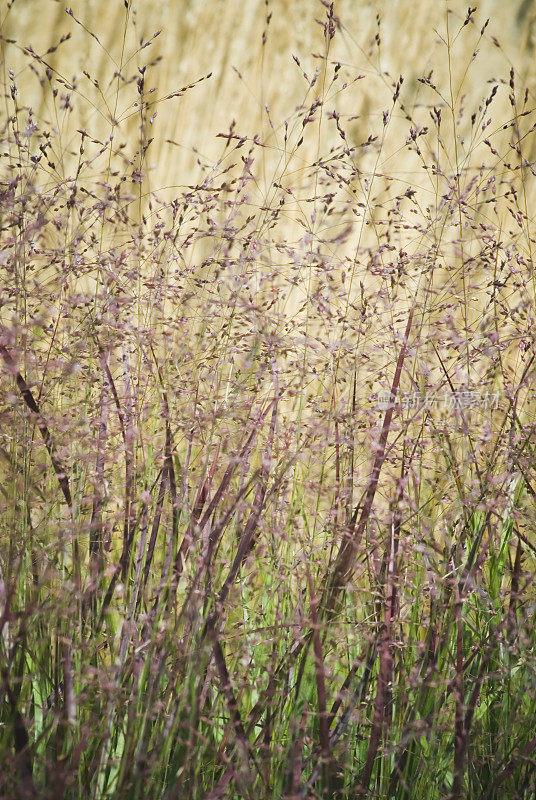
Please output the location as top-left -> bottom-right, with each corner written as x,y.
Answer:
1,2 -> 536,798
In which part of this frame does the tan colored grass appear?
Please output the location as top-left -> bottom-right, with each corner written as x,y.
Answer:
4,0 -> 535,190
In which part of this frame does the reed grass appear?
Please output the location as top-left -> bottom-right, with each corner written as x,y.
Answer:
1,2 -> 536,798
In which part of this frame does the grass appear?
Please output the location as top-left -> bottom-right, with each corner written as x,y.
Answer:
1,1 -> 536,798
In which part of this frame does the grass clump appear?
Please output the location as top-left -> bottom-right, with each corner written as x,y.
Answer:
1,2 -> 536,798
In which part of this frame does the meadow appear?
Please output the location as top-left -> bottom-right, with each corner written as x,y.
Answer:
1,1 -> 536,797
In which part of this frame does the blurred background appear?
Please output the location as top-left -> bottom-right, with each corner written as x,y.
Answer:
3,0 -> 536,191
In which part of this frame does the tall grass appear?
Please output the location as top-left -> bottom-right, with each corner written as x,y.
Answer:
1,2 -> 536,798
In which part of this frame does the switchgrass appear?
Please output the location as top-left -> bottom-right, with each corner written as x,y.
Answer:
1,2 -> 536,798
